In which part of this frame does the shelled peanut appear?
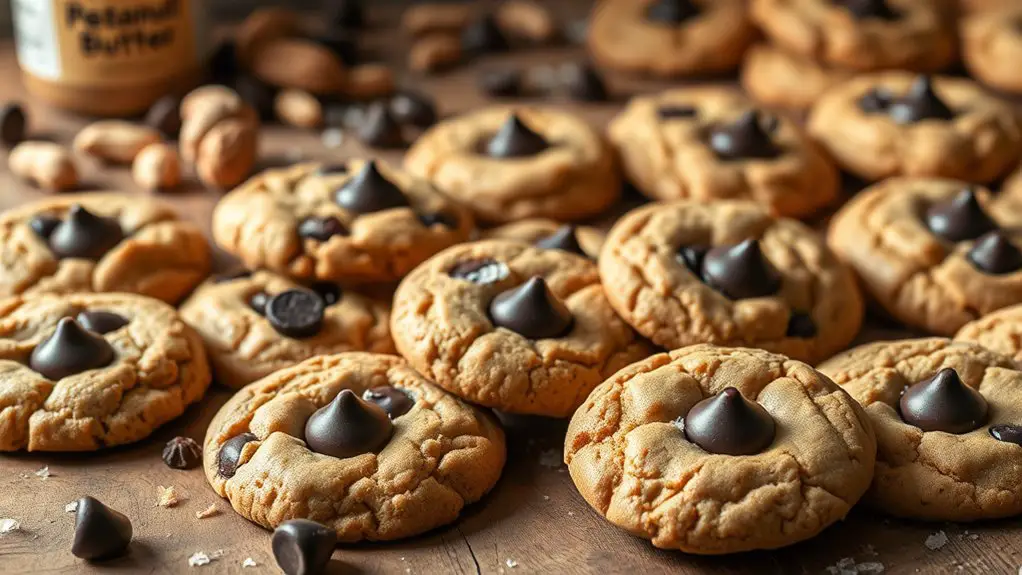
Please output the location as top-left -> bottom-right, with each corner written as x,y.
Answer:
180,85 -> 259,189
9,141 -> 78,191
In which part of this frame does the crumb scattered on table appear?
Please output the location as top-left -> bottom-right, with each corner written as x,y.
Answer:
64,501 -> 78,513
195,504 -> 220,519
825,557 -> 885,574
157,485 -> 184,508
34,466 -> 50,480
242,558 -> 258,568
925,531 -> 949,551
188,550 -> 225,567
505,558 -> 518,568
0,518 -> 21,534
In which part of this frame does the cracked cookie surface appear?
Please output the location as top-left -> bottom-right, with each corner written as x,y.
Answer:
202,353 -> 506,541
955,304 -> 1022,362
741,44 -> 852,110
817,338 -> 1022,521
962,6 -> 1022,94
565,345 -> 876,554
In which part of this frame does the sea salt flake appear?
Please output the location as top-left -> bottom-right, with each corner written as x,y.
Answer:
242,558 -> 258,568
65,501 -> 78,513
826,557 -> 857,575
189,552 -> 211,567
505,559 -> 518,568
925,531 -> 948,550
0,518 -> 21,534
857,562 -> 885,574
35,466 -> 51,479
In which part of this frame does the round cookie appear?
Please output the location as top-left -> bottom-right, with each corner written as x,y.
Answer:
391,240 -> 652,417
586,0 -> 754,77
807,73 -> 1022,183
0,194 -> 210,304
565,345 -> 876,554
180,270 -> 394,389
404,107 -> 620,223
955,305 -> 1022,362
960,0 -> 1016,12
750,0 -> 956,72
482,219 -> 605,260
740,44 -> 852,110
203,352 -> 505,541
0,293 -> 210,452
608,87 -> 839,219
962,7 -> 1022,94
828,178 -> 1022,335
212,160 -> 474,285
817,338 -> 1022,521
599,200 -> 863,363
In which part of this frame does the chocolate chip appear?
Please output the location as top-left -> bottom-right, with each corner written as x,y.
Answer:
162,436 -> 202,470
701,239 -> 782,300
967,231 -> 1022,275
485,114 -> 550,158
209,41 -> 239,86
900,368 -> 987,434
335,161 -> 408,214
29,318 -> 115,380
562,63 -> 608,102
461,14 -> 509,55
248,291 -> 270,315
645,0 -> 701,24
389,91 -> 437,129
145,96 -> 182,139
325,0 -> 365,29
71,497 -> 132,561
213,269 -> 252,284
657,105 -> 698,120
298,216 -> 348,241
217,432 -> 258,478
785,312 -> 817,338
313,31 -> 358,66
418,211 -> 458,229
0,102 -> 27,147
362,386 -> 415,419
834,0 -> 899,20
708,110 -> 779,160
47,205 -> 124,260
682,387 -> 775,456
28,215 -> 61,239
677,245 -> 709,274
888,76 -> 954,125
266,289 -> 325,339
272,519 -> 336,575
925,188 -> 997,242
356,101 -> 405,148
489,276 -> 574,339
479,68 -> 524,98
234,75 -> 277,121
75,311 -> 128,335
304,389 -> 393,458
303,283 -> 339,307
536,225 -> 586,256
990,424 -> 1022,445
449,259 -> 510,284
857,87 -> 893,113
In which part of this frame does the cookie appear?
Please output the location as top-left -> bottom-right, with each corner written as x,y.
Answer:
482,219 -> 605,260
818,338 -> 1022,521
586,0 -> 753,77
599,201 -> 863,363
404,107 -> 620,223
955,304 -> 1022,362
828,177 -> 1022,335
390,240 -> 652,417
959,0 -> 1016,12
608,87 -> 839,219
961,7 -> 1022,94
740,44 -> 852,110
565,345 -> 876,554
0,293 -> 211,451
750,0 -> 956,72
807,73 -> 1022,183
0,194 -> 210,304
212,160 -> 474,285
180,270 -> 394,390
203,352 -> 505,541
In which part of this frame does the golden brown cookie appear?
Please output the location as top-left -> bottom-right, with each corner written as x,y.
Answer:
818,338 -> 1022,521
0,293 -> 211,452
404,107 -> 620,223
0,193 -> 210,304
960,0 -> 1016,12
600,201 -> 863,364
203,353 -> 505,541
391,240 -> 652,417
482,219 -> 605,260
212,160 -> 474,285
566,345 -> 876,554
954,304 -> 1022,361
608,87 -> 839,219
740,44 -> 853,110
807,73 -> 1022,183
961,7 -> 1022,94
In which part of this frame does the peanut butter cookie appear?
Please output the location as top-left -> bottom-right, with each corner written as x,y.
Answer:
962,6 -> 1022,94
954,305 -> 1022,362
740,44 -> 852,110
482,219 -> 605,260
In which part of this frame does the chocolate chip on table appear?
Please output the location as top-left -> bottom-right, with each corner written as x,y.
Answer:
47,205 -> 124,260
485,114 -> 550,158
888,76 -> 954,125
248,291 -> 270,315
479,68 -> 525,98
899,368 -> 988,434
682,387 -> 775,456
536,225 -> 587,257
677,245 -> 709,275
310,282 -> 342,306
304,389 -> 394,458
29,318 -> 115,380
356,101 -> 405,148
313,31 -> 359,67
28,214 -> 61,239
217,432 -> 258,478
71,496 -> 132,561
990,424 -> 1022,446
418,211 -> 458,229
834,0 -> 899,21
0,102 -> 27,147
75,311 -> 129,335
145,96 -> 182,139
561,63 -> 608,102
162,436 -> 202,470
857,87 -> 893,113
925,187 -> 997,242
272,519 -> 337,575
335,160 -> 408,214
448,258 -> 510,284
389,90 -> 438,129
785,312 -> 817,338
461,14 -> 509,55
234,75 -> 277,121
298,216 -> 348,241
701,239 -> 782,300
265,289 -> 326,338
708,110 -> 780,161
362,386 -> 415,419
489,276 -> 574,339
657,105 -> 698,120
209,41 -> 240,86
967,231 -> 1022,275
325,0 -> 365,29
645,0 -> 701,24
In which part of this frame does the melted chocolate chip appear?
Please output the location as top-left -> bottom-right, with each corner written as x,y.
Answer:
75,311 -> 129,335
645,0 -> 701,24
990,424 -> 1022,446
701,239 -> 781,300
335,161 -> 408,214
145,96 -> 182,139
325,0 -> 364,28
29,318 -> 115,380
857,88 -> 893,113
486,114 -> 550,158
479,68 -> 524,98
29,215 -> 61,239
298,216 -> 348,241
48,205 -> 124,260
72,497 -> 132,561
708,110 -> 779,160
304,390 -> 393,458
785,312 -> 817,338
449,259 -> 511,284
833,0 -> 899,20
899,368 -> 987,434
888,76 -> 955,125
563,63 -> 608,102
925,188 -> 997,242
677,245 -> 709,274
272,519 -> 337,575
536,225 -> 586,256
418,211 -> 458,229
390,91 -> 438,129
249,291 -> 270,315
310,282 -> 342,306
967,231 -> 1022,275
162,436 -> 202,470
266,289 -> 325,338
0,102 -> 27,147
682,387 -> 775,456
357,102 -> 405,149
363,386 -> 415,419
657,105 -> 698,120
217,432 -> 258,478
489,276 -> 574,339
461,14 -> 509,55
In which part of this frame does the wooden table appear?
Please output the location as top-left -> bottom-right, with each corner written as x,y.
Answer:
2,4 -> 1022,574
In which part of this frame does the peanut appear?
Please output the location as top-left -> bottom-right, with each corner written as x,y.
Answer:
9,141 -> 78,191
342,64 -> 396,100
274,90 -> 324,129
180,86 -> 257,164
409,35 -> 463,74
235,8 -> 303,68
132,143 -> 182,191
73,120 -> 161,165
402,4 -> 472,36
250,39 -> 347,94
496,1 -> 558,44
196,119 -> 259,190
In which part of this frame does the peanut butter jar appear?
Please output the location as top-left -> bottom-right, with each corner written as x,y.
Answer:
12,0 -> 211,117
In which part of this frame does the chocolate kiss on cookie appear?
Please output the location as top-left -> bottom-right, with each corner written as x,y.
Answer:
335,161 -> 408,214
29,214 -> 61,239
990,425 -> 1022,446
834,0 -> 898,20
304,389 -> 394,458
899,368 -> 988,434
967,231 -> 1022,275
310,282 -> 342,306
48,205 -> 124,260
266,289 -> 326,339
217,432 -> 258,478
701,239 -> 782,300
75,311 -> 129,335
645,0 -> 701,24
298,216 -> 348,241
489,276 -> 574,339
363,386 -> 415,419
358,101 -> 405,149
683,387 -> 775,456
857,87 -> 893,113
925,188 -> 996,243
486,114 -> 550,158
708,110 -> 779,161
272,519 -> 336,575
29,318 -> 115,380
889,76 -> 955,125
536,225 -> 586,256
71,496 -> 132,561
677,245 -> 708,275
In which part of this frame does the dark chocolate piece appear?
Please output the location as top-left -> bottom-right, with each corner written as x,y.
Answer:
888,76 -> 955,125
310,282 -> 342,306
362,386 -> 415,419
682,387 -> 775,456
708,110 -> 779,161
145,96 -> 182,139
325,0 -> 365,29
209,41 -> 239,86
0,102 -> 27,147
535,225 -> 586,256
677,245 -> 709,275
645,0 -> 701,24
335,161 -> 408,214
234,75 -> 277,121
162,436 -> 202,470
272,519 -> 337,575
356,101 -> 405,148
486,114 -> 549,158
217,432 -> 258,478
833,0 -> 899,20
489,276 -> 574,339
461,14 -> 509,55
29,318 -> 115,380
29,215 -> 61,239
265,289 -> 326,338
990,424 -> 1022,446
479,68 -> 524,98
785,312 -> 817,338
304,389 -> 393,458
925,188 -> 997,242
71,497 -> 132,561
657,105 -> 698,120
298,216 -> 348,241
448,259 -> 510,284
48,205 -> 124,260
701,239 -> 782,300
562,63 -> 608,102
967,231 -> 1022,275
857,87 -> 893,113
75,311 -> 129,335
899,368 -> 987,434
390,91 -> 438,129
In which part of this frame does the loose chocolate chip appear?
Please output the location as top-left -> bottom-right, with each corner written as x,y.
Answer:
990,424 -> 1022,445
313,31 -> 359,66
785,312 -> 817,338
272,519 -> 336,575
335,161 -> 408,214
645,0 -> 701,23
75,311 -> 128,335
449,258 -> 511,284
708,110 -> 779,160
71,497 -> 132,561
310,282 -> 342,306
489,276 -> 574,339
967,231 -> 1022,275
701,239 -> 782,300
479,68 -> 524,98
362,386 -> 415,419
888,76 -> 954,125
900,368 -> 987,434
677,245 -> 709,275
356,101 -> 405,148
209,41 -> 239,86
304,389 -> 393,458
562,63 -> 608,102
682,387 -> 775,456
461,14 -> 509,55
298,216 -> 348,241
0,102 -> 27,147
48,205 -> 124,260
657,105 -> 698,120
145,96 -> 182,139
217,432 -> 258,478
418,211 -> 458,229
249,292 -> 270,315
29,318 -> 115,380
857,87 -> 893,113
234,75 -> 277,121
536,225 -> 586,256
266,289 -> 325,339
28,215 -> 61,239
834,0 -> 899,20
390,91 -> 438,129
486,114 -> 550,158
162,436 -> 202,470
325,0 -> 365,29
213,269 -> 252,283
925,188 -> 997,242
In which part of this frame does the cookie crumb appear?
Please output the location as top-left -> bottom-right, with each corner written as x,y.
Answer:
0,518 -> 21,534
188,552 -> 211,567
925,531 -> 948,550
542,495 -> 550,501
157,485 -> 184,508
857,562 -> 885,574
64,501 -> 78,513
505,559 -> 518,568
242,558 -> 258,568
538,448 -> 562,468
34,466 -> 51,479
195,504 -> 220,519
